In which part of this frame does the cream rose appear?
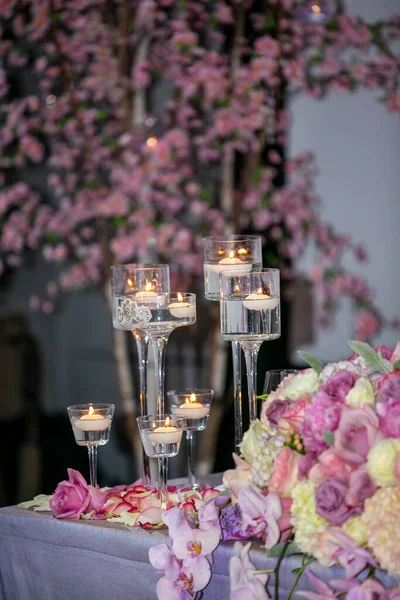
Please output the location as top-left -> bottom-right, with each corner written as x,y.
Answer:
367,438 -> 400,486
346,377 -> 375,408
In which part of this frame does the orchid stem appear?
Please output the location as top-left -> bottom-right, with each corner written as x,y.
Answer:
285,556 -> 315,600
274,535 -> 293,600
253,569 -> 275,575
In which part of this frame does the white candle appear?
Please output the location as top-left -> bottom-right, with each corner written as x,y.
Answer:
206,251 -> 252,274
149,426 -> 182,445
174,403 -> 210,419
75,412 -> 111,432
242,293 -> 280,311
135,290 -> 158,301
169,294 -> 195,318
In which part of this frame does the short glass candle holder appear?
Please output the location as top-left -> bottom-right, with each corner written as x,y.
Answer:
137,415 -> 184,506
168,389 -> 214,490
67,403 -> 115,488
203,235 -> 262,301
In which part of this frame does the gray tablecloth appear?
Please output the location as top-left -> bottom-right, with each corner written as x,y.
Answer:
1,491 -> 398,600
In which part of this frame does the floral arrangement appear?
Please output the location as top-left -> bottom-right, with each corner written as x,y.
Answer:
21,340 -> 400,599
0,1 -> 399,342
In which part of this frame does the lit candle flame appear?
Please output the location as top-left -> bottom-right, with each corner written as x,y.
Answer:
190,393 -> 197,403
165,416 -> 171,427
88,406 -> 95,415
145,282 -> 153,292
177,292 -> 183,302
237,248 -> 247,255
236,284 -> 241,292
127,279 -> 133,287
228,251 -> 235,259
257,287 -> 263,295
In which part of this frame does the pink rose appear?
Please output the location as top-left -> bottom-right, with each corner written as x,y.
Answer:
334,405 -> 381,463
277,394 -> 312,433
309,449 -> 355,483
223,454 -> 251,504
269,447 -> 301,497
49,469 -> 90,519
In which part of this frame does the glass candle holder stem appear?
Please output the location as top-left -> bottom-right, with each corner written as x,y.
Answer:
186,430 -> 198,490
242,343 -> 261,422
152,335 -> 170,416
158,456 -> 169,508
232,341 -> 243,453
133,330 -> 151,488
88,445 -> 98,488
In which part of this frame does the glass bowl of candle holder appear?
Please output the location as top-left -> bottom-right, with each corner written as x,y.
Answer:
137,414 -> 184,507
168,389 -> 214,490
67,403 -> 115,488
203,235 -> 262,302
220,269 -> 281,422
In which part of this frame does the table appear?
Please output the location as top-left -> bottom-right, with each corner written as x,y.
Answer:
0,500 -> 398,600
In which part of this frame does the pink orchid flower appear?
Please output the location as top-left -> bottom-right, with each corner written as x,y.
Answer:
149,543 -> 211,599
328,529 -> 377,579
163,506 -> 221,560
238,488 -> 284,549
297,571 -> 336,600
229,542 -> 269,600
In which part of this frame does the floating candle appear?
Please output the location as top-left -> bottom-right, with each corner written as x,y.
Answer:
74,407 -> 111,431
168,293 -> 196,318
135,282 -> 158,302
206,251 -> 253,274
242,289 -> 280,311
149,417 -> 182,444
174,393 -> 210,420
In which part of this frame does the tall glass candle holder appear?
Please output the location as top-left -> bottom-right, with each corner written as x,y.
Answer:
111,263 -> 170,487
67,403 -> 115,488
137,415 -> 183,507
168,389 -> 214,490
203,235 -> 262,452
220,269 -> 281,422
113,290 -> 196,417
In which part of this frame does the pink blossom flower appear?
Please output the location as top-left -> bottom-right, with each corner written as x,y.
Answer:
229,542 -> 269,600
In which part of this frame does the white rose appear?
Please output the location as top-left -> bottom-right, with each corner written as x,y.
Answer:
282,369 -> 319,400
346,377 -> 375,407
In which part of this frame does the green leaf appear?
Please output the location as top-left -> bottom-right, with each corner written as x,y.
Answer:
42,232 -> 61,244
393,361 -> 400,370
96,110 -> 108,122
348,340 -> 391,373
257,394 -> 268,401
200,186 -> 213,204
323,430 -> 334,447
297,351 -> 325,374
265,14 -> 276,29
266,541 -> 301,557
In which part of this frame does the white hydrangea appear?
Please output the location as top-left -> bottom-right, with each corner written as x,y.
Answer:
320,360 -> 371,384
240,422 -> 285,490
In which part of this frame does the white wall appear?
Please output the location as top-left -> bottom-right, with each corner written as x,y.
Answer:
291,0 -> 400,362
